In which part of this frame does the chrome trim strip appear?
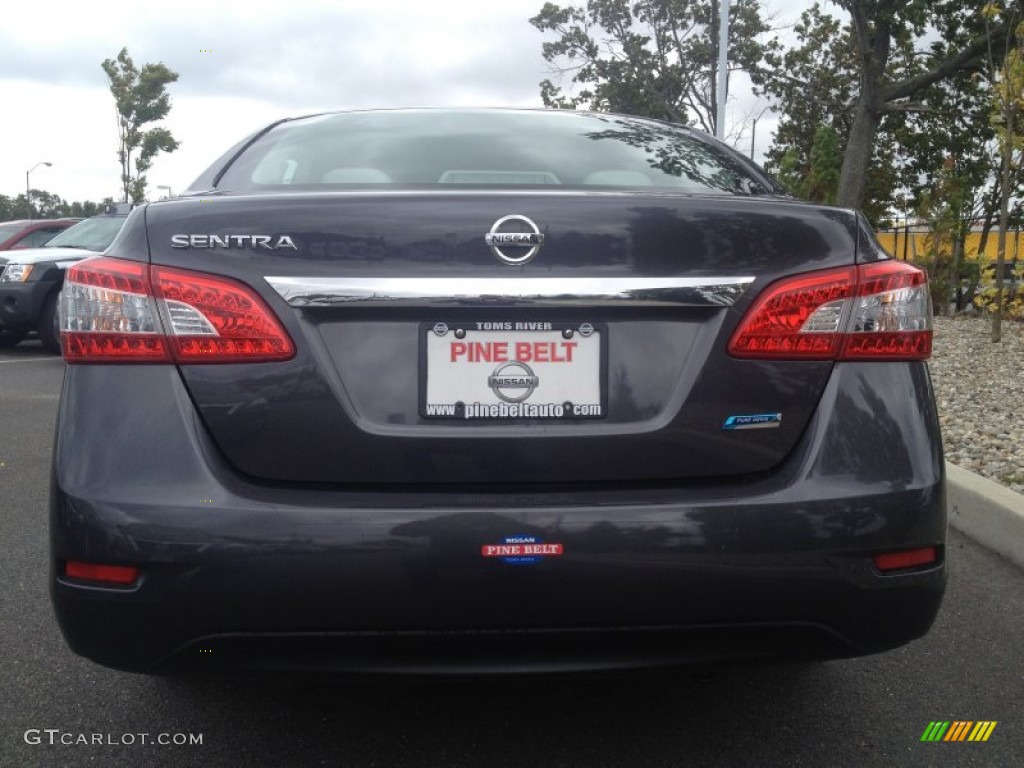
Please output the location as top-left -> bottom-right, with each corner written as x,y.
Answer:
264,276 -> 755,308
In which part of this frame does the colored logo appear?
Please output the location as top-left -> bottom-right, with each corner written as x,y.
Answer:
722,412 -> 782,430
481,535 -> 563,565
920,721 -> 997,742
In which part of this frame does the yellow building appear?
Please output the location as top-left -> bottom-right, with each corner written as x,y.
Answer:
876,228 -> 1023,263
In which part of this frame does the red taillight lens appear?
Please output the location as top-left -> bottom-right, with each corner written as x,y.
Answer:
64,561 -> 140,585
153,267 -> 295,362
61,257 -> 295,364
873,546 -> 938,572
727,267 -> 855,359
728,261 -> 932,361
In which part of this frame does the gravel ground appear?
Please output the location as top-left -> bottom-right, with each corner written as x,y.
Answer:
930,316 -> 1024,493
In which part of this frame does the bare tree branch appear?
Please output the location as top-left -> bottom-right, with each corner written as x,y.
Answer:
884,24 -> 1008,103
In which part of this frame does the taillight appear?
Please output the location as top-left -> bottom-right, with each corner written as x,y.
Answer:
61,258 -> 169,362
153,267 -> 295,362
728,261 -> 932,361
61,257 -> 295,364
841,261 -> 932,360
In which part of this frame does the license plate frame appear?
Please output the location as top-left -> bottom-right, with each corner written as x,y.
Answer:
420,321 -> 607,421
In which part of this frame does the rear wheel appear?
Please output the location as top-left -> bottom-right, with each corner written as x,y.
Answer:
39,292 -> 61,353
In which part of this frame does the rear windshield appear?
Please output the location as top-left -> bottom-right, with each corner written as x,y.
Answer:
0,223 -> 26,242
44,216 -> 124,251
216,110 -> 776,195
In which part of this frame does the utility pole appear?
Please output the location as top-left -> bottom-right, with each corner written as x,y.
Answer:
749,107 -> 770,160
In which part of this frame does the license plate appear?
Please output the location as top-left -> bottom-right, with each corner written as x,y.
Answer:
422,321 -> 605,420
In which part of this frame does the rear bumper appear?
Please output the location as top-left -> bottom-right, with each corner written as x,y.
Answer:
50,362 -> 946,673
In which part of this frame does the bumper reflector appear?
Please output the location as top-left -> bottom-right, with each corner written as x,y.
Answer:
64,561 -> 140,585
873,547 -> 938,572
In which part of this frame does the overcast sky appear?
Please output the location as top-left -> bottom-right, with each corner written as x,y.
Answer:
1,0 -> 808,204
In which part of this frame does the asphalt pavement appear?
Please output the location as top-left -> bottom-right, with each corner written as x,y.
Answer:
1,342 -> 1022,768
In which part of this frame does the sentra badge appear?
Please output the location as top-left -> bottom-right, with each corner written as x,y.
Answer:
171,234 -> 298,250
484,215 -> 544,265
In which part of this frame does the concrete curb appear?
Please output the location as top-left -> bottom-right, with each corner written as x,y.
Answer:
947,461 -> 1024,569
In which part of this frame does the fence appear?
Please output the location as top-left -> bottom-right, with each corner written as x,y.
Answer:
876,228 -> 1022,264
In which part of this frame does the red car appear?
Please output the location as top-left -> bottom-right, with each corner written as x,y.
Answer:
0,219 -> 79,252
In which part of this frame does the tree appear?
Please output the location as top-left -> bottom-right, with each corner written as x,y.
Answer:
757,2 -> 1019,225
754,4 -> 911,222
27,190 -> 69,219
901,58 -> 1009,312
831,0 -> 1017,208
67,201 -> 104,218
771,124 -> 842,205
0,192 -> 112,222
916,157 -> 972,315
529,0 -> 777,134
803,124 -> 843,204
774,147 -> 804,196
101,48 -> 180,204
981,6 -> 1024,340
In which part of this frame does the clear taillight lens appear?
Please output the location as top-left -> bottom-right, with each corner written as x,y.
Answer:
61,258 -> 168,361
61,257 -> 295,364
728,261 -> 932,361
841,262 -> 932,360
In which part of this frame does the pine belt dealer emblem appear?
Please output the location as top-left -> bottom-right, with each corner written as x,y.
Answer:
484,215 -> 544,265
482,535 -> 564,565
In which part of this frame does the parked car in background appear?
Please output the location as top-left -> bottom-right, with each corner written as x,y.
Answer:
50,109 -> 945,675
0,218 -> 79,253
0,205 -> 131,350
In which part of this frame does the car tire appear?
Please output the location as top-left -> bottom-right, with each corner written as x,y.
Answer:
0,330 -> 26,348
39,291 -> 61,354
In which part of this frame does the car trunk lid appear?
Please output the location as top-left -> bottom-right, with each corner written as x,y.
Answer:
142,191 -> 858,485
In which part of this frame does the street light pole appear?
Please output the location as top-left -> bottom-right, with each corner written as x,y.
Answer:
715,0 -> 729,140
26,161 -> 53,220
